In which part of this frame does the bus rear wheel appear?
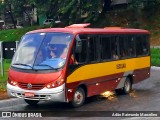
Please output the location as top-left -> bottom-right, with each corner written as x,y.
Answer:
24,99 -> 39,106
70,87 -> 85,108
115,77 -> 132,95
122,77 -> 132,94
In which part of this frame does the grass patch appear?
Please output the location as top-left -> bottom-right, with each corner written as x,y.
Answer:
151,48 -> 160,66
0,25 -> 49,41
0,60 -> 11,91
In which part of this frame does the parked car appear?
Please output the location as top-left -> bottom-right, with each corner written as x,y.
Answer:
43,19 -> 53,25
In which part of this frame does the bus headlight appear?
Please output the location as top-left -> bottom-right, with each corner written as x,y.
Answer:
45,78 -> 64,89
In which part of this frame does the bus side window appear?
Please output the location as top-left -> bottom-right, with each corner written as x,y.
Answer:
75,39 -> 87,63
128,36 -> 136,57
101,36 -> 112,60
142,36 -> 149,55
68,35 -> 87,73
88,36 -> 99,63
70,35 -> 87,65
119,36 -> 128,59
135,35 -> 149,56
111,37 -> 119,60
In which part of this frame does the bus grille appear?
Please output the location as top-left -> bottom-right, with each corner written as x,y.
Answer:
18,82 -> 45,90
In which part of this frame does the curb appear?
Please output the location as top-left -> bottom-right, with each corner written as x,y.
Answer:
0,98 -> 25,108
151,66 -> 160,70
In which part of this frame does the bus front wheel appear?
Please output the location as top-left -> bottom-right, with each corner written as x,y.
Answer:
24,99 -> 39,106
70,87 -> 85,108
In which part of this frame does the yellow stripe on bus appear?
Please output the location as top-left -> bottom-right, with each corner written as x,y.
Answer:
67,56 -> 150,83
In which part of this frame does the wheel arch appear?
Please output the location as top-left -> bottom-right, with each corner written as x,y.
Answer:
127,74 -> 133,85
78,84 -> 88,97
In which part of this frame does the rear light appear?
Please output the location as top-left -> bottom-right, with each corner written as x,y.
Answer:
8,78 -> 17,86
45,78 -> 64,89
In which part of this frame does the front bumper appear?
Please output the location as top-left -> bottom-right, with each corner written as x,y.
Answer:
7,83 -> 66,102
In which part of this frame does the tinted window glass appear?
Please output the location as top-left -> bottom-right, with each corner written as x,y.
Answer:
111,36 -> 119,60
119,36 -> 136,58
75,40 -> 87,63
101,36 -> 112,60
127,36 -> 136,57
88,36 -> 99,62
135,35 -> 149,56
119,36 -> 128,58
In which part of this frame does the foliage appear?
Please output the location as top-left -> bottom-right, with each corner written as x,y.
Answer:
33,0 -> 103,25
1,0 -> 160,26
151,48 -> 160,66
0,25 -> 47,41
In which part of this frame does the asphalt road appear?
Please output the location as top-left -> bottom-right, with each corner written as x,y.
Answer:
0,67 -> 160,120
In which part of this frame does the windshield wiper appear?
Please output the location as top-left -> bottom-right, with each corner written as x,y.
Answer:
37,64 -> 56,69
12,63 -> 33,69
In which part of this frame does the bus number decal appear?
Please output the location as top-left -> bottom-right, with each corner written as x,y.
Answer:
116,63 -> 126,69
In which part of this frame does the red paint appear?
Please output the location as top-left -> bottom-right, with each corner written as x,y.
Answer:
9,68 -> 63,84
27,28 -> 150,35
66,67 -> 150,101
133,67 -> 150,83
66,73 -> 123,98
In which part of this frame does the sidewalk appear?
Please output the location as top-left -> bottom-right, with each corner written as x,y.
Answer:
151,66 -> 160,70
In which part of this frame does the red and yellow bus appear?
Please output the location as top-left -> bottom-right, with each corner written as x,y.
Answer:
7,24 -> 150,107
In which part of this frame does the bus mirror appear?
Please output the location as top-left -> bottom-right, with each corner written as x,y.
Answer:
75,36 -> 82,53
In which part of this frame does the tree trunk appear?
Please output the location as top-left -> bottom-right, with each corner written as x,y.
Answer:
8,4 -> 16,29
102,0 -> 112,12
24,10 -> 31,26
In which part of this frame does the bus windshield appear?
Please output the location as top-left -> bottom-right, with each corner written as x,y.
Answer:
12,32 -> 73,70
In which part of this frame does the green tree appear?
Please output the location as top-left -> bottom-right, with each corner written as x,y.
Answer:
1,0 -> 112,26
11,0 -> 35,26
32,0 -> 103,25
3,0 -> 17,28
0,3 -> 4,19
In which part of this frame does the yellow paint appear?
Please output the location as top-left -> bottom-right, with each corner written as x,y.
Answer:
67,56 -> 150,83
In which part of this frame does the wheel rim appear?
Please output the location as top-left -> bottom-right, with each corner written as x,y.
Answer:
74,90 -> 84,105
125,80 -> 130,92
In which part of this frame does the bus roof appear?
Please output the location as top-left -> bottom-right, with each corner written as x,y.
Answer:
27,24 -> 150,35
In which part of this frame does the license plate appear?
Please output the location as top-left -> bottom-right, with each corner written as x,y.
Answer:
24,92 -> 35,97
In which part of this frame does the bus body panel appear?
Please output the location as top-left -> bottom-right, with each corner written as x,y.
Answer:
66,56 -> 150,100
133,67 -> 150,83
66,56 -> 150,84
8,68 -> 63,84
7,83 -> 66,102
